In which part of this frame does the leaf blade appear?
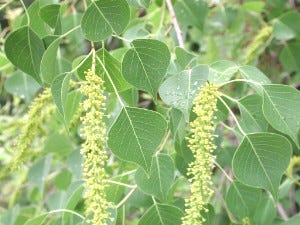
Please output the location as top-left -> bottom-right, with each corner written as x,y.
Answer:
232,132 -> 292,198
108,107 -> 167,173
122,39 -> 170,97
4,26 -> 45,83
81,0 -> 130,41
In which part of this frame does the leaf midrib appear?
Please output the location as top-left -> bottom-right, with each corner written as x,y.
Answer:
92,1 -> 114,33
97,55 -> 149,172
27,27 -> 39,80
123,108 -> 149,171
154,204 -> 164,225
155,156 -> 164,198
132,46 -> 155,95
232,183 -> 250,214
263,88 -> 296,142
245,135 -> 275,195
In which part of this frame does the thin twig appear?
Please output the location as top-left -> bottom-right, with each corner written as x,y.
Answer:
156,130 -> 171,154
213,160 -> 233,182
277,203 -> 289,221
116,185 -> 138,208
19,0 -> 30,25
159,0 -> 166,29
111,169 -> 136,179
165,0 -> 184,48
0,0 -> 14,11
48,209 -> 85,220
91,42 -> 96,73
107,180 -> 136,189
217,95 -> 246,137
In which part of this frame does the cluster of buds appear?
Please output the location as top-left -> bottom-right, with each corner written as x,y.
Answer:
0,88 -> 53,180
80,69 -> 112,225
182,83 -> 219,225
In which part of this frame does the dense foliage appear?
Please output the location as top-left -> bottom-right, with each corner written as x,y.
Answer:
1,0 -> 300,224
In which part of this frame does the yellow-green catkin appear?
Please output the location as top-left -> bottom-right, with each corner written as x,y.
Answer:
244,26 -> 273,65
182,83 -> 219,225
242,217 -> 251,225
2,88 -> 53,175
286,156 -> 300,177
80,69 -> 112,225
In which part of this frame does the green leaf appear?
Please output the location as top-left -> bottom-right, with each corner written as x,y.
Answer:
28,155 -> 52,196
232,133 -> 292,198
239,65 -> 271,84
262,84 -> 300,147
225,181 -> 261,219
97,48 -> 131,92
253,194 -> 276,225
4,71 -> 40,103
54,169 -> 72,190
0,52 -> 12,71
174,0 -> 208,30
4,26 -> 45,83
39,4 -> 61,29
76,49 -> 131,92
175,47 -> 196,70
127,0 -> 151,8
24,209 -> 86,225
40,38 -> 71,85
279,42 -> 300,72
123,23 -> 150,42
238,94 -> 268,133
138,204 -> 184,225
120,88 -> 139,106
200,204 -> 215,225
44,133 -> 73,156
24,214 -> 47,225
208,60 -> 238,84
24,1 -> 50,37
108,107 -> 167,173
105,176 -> 128,204
280,213 -> 300,225
63,90 -> 83,127
135,154 -> 175,201
174,139 -> 194,177
159,65 -> 208,120
274,11 -> 300,41
51,74 -> 71,117
81,0 -> 130,41
0,206 -> 20,225
169,108 -> 186,143
241,1 -> 265,13
122,39 -> 170,97
64,181 -> 84,210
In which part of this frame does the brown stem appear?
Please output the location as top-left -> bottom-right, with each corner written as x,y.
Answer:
165,0 -> 184,48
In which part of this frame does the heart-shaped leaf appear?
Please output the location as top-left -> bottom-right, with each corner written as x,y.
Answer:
138,204 -> 183,225
108,107 -> 167,173
122,39 -> 170,97
262,84 -> 300,147
159,65 -> 208,120
135,154 -> 175,201
5,26 -> 45,84
81,0 -> 130,41
233,132 -> 292,198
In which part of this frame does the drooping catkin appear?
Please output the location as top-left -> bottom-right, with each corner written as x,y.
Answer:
286,156 -> 300,177
0,88 -> 53,179
182,83 -> 219,225
243,26 -> 273,65
242,217 -> 251,225
79,69 -> 112,225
